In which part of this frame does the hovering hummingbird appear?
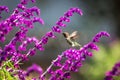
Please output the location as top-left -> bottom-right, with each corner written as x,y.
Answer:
62,31 -> 81,47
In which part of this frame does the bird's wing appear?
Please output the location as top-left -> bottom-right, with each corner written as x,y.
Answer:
70,31 -> 78,40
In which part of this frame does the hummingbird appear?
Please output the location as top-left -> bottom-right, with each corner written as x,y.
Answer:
62,31 -> 81,47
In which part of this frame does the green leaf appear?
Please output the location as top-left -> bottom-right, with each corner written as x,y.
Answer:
0,68 -> 17,80
113,76 -> 120,80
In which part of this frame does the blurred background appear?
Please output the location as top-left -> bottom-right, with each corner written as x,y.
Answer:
0,0 -> 120,80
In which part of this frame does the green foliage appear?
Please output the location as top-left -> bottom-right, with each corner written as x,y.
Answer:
113,76 -> 120,80
79,41 -> 120,80
0,61 -> 17,80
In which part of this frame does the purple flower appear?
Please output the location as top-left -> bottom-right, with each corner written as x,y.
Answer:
0,0 -> 45,73
17,4 -> 26,10
105,61 -> 120,80
33,17 -> 44,25
40,31 -> 110,80
64,7 -> 83,17
46,31 -> 56,38
28,48 -> 36,56
92,31 -> 110,42
18,70 -> 26,80
26,64 -> 43,78
0,6 -> 9,14
52,26 -> 62,33
20,0 -> 35,5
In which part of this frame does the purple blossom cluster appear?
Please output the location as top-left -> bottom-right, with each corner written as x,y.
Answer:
39,31 -> 110,80
0,6 -> 9,18
105,61 -> 120,80
0,0 -> 44,66
0,0 -> 110,80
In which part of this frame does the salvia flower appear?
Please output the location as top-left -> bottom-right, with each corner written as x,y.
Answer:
0,2 -> 45,78
105,61 -> 120,80
40,31 -> 110,80
20,0 -> 36,5
18,70 -> 26,80
26,64 -> 43,78
0,0 -> 44,64
0,6 -> 9,17
92,31 -> 110,42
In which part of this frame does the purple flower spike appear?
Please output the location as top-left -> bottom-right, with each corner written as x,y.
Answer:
105,61 -> 120,80
30,6 -> 41,16
52,26 -> 62,33
35,43 -> 44,51
41,30 -> 110,80
0,6 -> 9,14
92,31 -> 110,42
0,6 -> 9,19
0,34 -> 5,42
17,4 -> 26,10
21,0 -> 29,5
88,42 -> 99,51
83,50 -> 93,57
28,48 -> 36,56
56,21 -> 66,27
64,7 -> 83,17
26,64 -> 43,77
31,0 -> 36,3
33,17 -> 44,25
41,36 -> 48,44
59,16 -> 70,22
46,31 -> 56,38
4,44 -> 16,52
18,70 -> 26,80
21,0 -> 35,5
